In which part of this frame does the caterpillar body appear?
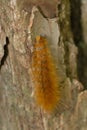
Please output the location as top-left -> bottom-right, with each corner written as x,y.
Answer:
32,36 -> 64,113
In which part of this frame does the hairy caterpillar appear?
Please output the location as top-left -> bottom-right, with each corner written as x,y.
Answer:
32,36 -> 65,113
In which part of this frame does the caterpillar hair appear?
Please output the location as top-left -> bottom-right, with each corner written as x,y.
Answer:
31,36 -> 69,113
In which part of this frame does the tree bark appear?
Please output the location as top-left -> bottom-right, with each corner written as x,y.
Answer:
0,0 -> 87,130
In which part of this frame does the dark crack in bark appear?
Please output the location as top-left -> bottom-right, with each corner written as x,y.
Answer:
0,37 -> 9,69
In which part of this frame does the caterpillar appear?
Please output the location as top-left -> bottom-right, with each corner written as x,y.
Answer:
31,36 -> 64,113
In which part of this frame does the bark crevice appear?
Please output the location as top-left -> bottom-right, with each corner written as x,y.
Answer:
70,0 -> 87,89
0,37 -> 9,69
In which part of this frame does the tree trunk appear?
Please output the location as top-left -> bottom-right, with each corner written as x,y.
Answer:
0,0 -> 87,130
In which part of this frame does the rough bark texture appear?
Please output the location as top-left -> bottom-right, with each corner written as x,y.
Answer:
0,0 -> 87,130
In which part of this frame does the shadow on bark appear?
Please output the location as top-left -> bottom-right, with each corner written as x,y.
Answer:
70,0 -> 87,89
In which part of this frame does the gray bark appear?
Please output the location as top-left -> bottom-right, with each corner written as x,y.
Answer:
0,0 -> 87,130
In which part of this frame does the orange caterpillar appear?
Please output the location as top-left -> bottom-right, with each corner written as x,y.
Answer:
32,36 -> 63,113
